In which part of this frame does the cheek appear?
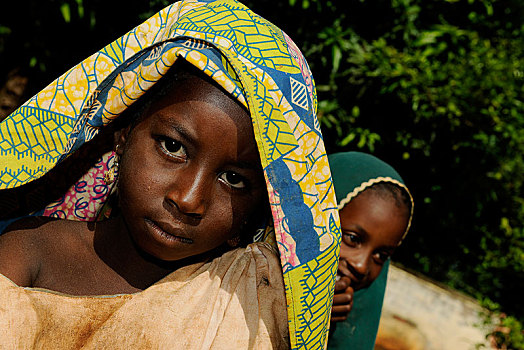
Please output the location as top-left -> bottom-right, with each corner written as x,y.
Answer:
368,265 -> 383,284
118,149 -> 162,208
338,242 -> 353,260
227,193 -> 266,234
203,192 -> 235,236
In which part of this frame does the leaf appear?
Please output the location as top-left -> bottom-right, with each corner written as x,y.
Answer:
0,26 -> 11,35
332,45 -> 342,74
340,133 -> 356,146
60,3 -> 71,23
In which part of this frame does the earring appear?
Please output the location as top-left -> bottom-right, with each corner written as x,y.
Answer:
104,146 -> 120,185
227,235 -> 241,248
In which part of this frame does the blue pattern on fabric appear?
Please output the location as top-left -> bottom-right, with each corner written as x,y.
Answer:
266,158 -> 320,264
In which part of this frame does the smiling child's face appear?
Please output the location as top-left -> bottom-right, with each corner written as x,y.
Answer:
115,68 -> 267,262
337,188 -> 408,291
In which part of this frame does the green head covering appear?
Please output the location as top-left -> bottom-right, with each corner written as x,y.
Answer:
328,151 -> 413,240
327,151 -> 413,350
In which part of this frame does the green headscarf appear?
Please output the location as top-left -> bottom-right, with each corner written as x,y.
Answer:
327,151 -> 413,350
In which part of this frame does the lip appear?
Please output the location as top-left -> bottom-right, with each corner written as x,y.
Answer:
337,273 -> 360,287
145,219 -> 193,244
349,275 -> 364,290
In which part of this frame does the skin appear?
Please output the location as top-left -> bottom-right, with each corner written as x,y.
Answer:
115,72 -> 266,262
0,69 -> 267,296
330,188 -> 409,323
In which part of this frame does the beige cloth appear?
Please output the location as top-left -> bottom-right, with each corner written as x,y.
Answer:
0,242 -> 289,349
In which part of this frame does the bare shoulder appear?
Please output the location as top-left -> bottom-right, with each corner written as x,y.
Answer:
0,217 -> 90,287
0,217 -> 52,286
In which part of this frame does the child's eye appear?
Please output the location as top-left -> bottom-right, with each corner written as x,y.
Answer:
374,251 -> 391,264
219,171 -> 247,189
342,231 -> 360,246
159,138 -> 186,159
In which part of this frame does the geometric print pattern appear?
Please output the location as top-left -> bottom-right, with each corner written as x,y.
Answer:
170,2 -> 301,74
286,235 -> 339,349
290,76 -> 309,110
0,1 -> 340,349
0,107 -> 74,188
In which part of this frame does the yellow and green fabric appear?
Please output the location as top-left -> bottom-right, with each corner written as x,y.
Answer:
0,0 -> 340,348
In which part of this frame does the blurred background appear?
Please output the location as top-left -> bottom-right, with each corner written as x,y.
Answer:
1,0 -> 522,348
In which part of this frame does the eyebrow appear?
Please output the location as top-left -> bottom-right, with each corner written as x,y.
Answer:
341,223 -> 369,238
153,113 -> 262,171
341,224 -> 398,250
233,159 -> 263,171
154,114 -> 196,144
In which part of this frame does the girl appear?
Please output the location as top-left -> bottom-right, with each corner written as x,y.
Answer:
327,151 -> 414,349
0,1 -> 340,348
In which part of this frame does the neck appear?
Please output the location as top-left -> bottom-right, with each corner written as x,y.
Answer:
93,216 -> 180,290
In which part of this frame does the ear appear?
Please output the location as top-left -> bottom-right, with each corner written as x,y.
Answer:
113,126 -> 131,155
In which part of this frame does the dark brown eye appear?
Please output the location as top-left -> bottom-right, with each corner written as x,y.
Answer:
375,251 -> 391,264
159,138 -> 185,158
342,232 -> 360,246
219,171 -> 246,189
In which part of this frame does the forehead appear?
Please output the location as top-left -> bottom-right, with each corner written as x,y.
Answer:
150,69 -> 249,121
130,68 -> 259,165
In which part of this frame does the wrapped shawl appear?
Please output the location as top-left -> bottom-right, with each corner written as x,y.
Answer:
326,151 -> 413,350
0,242 -> 289,348
0,1 -> 340,349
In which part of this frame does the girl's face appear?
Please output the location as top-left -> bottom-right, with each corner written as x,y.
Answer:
116,71 -> 266,261
337,189 -> 408,291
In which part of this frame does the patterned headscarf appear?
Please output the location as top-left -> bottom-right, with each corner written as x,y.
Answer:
0,1 -> 340,348
327,151 -> 413,350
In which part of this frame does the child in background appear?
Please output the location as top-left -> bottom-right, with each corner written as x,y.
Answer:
0,1 -> 340,348
327,151 -> 414,349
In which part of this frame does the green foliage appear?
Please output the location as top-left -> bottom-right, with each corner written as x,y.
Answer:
478,301 -> 524,349
494,315 -> 524,349
258,0 -> 524,345
0,1 -> 163,89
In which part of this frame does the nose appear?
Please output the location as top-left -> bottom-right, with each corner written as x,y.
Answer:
350,254 -> 370,280
165,168 -> 209,218
341,249 -> 371,282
